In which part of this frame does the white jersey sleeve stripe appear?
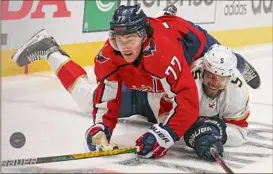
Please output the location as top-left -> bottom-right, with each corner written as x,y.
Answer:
159,78 -> 178,125
94,81 -> 118,123
159,78 -> 176,98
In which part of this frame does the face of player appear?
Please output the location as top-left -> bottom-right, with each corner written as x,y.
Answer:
202,70 -> 229,98
115,33 -> 145,63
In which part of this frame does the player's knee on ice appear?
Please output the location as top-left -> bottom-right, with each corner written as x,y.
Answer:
225,123 -> 248,147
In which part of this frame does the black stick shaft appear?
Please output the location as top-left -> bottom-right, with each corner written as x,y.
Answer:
211,147 -> 235,174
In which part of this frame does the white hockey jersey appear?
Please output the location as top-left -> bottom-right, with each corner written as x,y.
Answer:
190,58 -> 250,146
148,58 -> 251,147
191,58 -> 250,122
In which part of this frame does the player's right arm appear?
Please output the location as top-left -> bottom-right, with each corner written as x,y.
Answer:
85,41 -> 128,151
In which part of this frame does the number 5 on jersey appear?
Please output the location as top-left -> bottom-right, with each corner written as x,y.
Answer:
165,56 -> 182,80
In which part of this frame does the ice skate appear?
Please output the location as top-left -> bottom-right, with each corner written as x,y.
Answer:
235,53 -> 261,89
241,61 -> 261,89
11,29 -> 68,67
162,3 -> 178,16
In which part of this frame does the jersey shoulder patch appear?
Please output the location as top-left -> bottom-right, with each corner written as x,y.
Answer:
94,41 -> 121,82
143,38 -> 157,57
95,44 -> 110,64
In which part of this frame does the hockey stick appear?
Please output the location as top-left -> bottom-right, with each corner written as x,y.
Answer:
2,147 -> 137,167
210,147 -> 235,174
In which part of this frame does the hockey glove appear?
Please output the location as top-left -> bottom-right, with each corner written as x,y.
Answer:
85,123 -> 118,151
204,117 -> 227,145
135,123 -> 179,159
183,117 -> 227,161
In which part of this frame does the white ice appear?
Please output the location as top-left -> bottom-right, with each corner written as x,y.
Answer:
1,43 -> 272,173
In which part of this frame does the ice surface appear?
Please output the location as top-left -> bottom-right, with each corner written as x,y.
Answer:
1,44 -> 272,173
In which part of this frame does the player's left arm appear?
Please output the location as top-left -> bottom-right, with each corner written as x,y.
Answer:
160,55 -> 200,137
135,52 -> 199,159
222,76 -> 250,146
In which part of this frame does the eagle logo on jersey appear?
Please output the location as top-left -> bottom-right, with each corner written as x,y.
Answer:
95,44 -> 110,63
143,39 -> 156,57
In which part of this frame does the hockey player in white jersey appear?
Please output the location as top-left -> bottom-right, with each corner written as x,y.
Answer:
182,44 -> 250,161
119,44 -> 250,161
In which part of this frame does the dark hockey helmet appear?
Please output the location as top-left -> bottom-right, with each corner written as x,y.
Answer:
109,4 -> 147,36
109,4 -> 148,51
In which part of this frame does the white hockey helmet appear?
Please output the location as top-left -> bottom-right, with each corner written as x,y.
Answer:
203,44 -> 237,77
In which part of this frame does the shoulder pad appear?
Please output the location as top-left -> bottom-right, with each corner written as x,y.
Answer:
225,73 -> 249,108
94,42 -> 121,82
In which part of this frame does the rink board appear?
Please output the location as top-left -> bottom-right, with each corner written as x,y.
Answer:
1,26 -> 272,77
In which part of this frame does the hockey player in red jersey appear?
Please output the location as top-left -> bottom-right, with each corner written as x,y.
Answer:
119,44 -> 251,162
11,4 -> 205,159
89,5 -> 205,158
11,3 -> 257,160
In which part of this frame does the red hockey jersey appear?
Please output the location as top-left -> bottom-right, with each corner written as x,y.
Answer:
93,16 -> 206,137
